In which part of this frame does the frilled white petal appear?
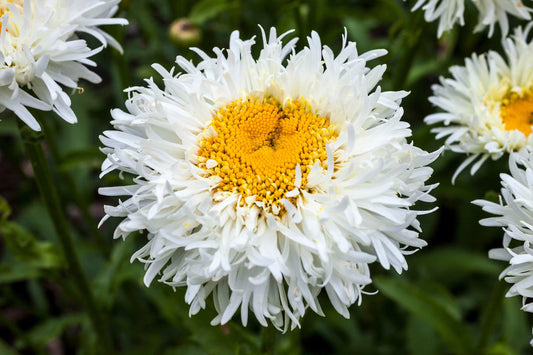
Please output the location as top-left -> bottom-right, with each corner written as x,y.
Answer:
100,28 -> 439,330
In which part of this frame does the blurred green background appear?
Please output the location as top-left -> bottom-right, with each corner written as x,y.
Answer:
0,0 -> 531,354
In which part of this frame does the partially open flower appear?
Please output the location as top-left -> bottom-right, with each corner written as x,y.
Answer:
100,28 -> 439,330
0,0 -> 128,131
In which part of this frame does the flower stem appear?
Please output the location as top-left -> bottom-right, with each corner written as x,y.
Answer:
18,122 -> 112,353
477,280 -> 507,352
391,10 -> 423,90
37,115 -> 109,256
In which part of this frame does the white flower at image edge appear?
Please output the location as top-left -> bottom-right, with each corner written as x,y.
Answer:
425,25 -> 533,181
0,0 -> 128,131
408,0 -> 532,38
99,28 -> 440,330
474,147 -> 533,346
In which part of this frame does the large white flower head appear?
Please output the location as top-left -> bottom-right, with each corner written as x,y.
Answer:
99,28 -> 440,330
425,24 -> 533,181
408,0 -> 532,38
474,147 -> 533,345
0,0 -> 128,131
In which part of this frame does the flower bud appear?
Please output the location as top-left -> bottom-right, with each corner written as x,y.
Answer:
169,18 -> 201,47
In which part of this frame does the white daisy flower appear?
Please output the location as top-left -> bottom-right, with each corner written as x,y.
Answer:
0,0 -> 128,131
409,0 -> 532,38
473,147 -> 533,346
99,28 -> 440,330
425,24 -> 533,182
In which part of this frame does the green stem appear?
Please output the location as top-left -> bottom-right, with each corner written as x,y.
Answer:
37,116 -> 109,256
477,280 -> 508,353
261,326 -> 277,355
18,123 -> 112,354
391,10 -> 423,90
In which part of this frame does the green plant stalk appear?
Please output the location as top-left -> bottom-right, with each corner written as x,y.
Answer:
391,11 -> 423,90
37,116 -> 109,255
18,123 -> 112,353
477,280 -> 508,353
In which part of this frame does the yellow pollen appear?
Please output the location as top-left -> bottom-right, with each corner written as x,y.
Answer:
500,92 -> 533,136
197,96 -> 337,212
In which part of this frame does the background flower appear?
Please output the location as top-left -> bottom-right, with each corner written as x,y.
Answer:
0,0 -> 127,130
425,25 -> 533,181
409,0 -> 532,38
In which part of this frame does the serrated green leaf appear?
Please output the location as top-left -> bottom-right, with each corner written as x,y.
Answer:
375,276 -> 476,355
1,222 -> 63,269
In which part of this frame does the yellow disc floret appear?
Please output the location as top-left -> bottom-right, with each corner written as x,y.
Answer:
197,96 -> 337,212
500,91 -> 533,136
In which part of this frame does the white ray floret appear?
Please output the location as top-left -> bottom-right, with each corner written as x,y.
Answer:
0,0 -> 128,130
425,25 -> 533,181
474,147 -> 533,346
100,28 -> 440,330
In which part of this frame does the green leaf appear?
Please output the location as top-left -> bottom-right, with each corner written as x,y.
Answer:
189,0 -> 238,25
375,276 -> 476,355
0,195 -> 11,221
485,342 -> 520,355
406,316 -> 441,355
1,221 -> 63,269
93,238 -> 141,308
57,148 -> 103,172
142,284 -> 259,355
17,314 -> 85,348
502,297 -> 530,352
0,263 -> 41,284
410,248 -> 500,281
163,344 -> 210,355
0,338 -> 19,355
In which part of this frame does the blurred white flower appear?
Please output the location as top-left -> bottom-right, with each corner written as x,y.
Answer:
0,0 -> 127,131
473,147 -> 533,346
100,28 -> 439,330
425,25 -> 533,181
409,0 -> 532,38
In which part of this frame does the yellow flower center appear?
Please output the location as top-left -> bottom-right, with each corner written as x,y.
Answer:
500,92 -> 533,136
197,96 -> 337,212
